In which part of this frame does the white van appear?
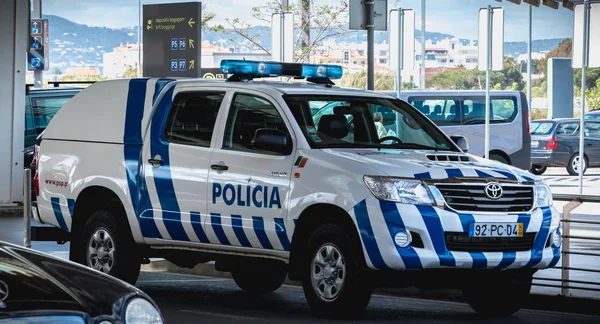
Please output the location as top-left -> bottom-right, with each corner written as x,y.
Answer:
385,90 -> 531,170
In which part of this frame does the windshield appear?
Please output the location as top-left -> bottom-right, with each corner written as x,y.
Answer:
283,95 -> 458,151
531,121 -> 556,135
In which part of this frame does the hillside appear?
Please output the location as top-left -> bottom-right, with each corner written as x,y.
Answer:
42,14 -> 568,71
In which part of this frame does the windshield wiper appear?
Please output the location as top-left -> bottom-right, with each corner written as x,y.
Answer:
384,143 -> 452,151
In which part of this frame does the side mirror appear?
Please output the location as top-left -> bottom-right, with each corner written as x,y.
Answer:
451,135 -> 469,153
253,128 -> 292,155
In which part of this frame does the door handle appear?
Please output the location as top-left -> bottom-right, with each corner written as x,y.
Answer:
148,158 -> 164,166
211,164 -> 229,171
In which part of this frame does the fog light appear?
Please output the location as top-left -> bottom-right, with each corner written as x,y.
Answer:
394,231 -> 412,248
552,230 -> 562,248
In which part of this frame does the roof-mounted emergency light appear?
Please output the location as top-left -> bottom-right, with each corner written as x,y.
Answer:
220,60 -> 343,85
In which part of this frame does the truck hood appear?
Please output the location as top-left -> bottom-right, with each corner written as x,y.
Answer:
321,148 -> 539,182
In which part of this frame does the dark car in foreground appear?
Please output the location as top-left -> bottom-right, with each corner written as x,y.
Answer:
0,241 -> 163,324
530,118 -> 600,175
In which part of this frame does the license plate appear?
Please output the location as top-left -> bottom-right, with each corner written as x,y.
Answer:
468,222 -> 523,238
531,140 -> 539,147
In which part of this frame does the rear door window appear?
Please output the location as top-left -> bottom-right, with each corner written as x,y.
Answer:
556,122 -> 580,136
408,97 -> 461,125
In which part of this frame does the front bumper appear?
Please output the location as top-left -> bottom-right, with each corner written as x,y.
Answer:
351,196 -> 561,271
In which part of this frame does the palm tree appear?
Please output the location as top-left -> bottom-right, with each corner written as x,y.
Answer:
201,4 -> 216,31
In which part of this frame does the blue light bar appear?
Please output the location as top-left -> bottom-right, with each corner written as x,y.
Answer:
219,60 -> 343,79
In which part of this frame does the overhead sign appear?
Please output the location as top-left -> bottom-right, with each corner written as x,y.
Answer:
573,3 -> 600,68
271,12 -> 294,62
478,7 -> 504,71
143,2 -> 202,77
349,0 -> 387,31
389,9 -> 415,70
27,19 -> 49,71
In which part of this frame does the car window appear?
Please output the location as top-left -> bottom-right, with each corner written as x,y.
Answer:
223,93 -> 290,154
556,122 -> 580,136
408,97 -> 461,125
164,91 -> 226,147
31,96 -> 73,131
463,97 -> 518,124
584,122 -> 600,138
286,95 -> 457,151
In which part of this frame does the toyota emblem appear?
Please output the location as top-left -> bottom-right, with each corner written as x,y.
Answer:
485,183 -> 503,199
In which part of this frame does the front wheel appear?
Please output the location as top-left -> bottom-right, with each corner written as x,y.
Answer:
302,224 -> 373,319
529,164 -> 547,175
70,209 -> 141,285
462,271 -> 533,318
567,154 -> 587,176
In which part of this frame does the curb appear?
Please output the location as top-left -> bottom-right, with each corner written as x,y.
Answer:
141,260 -> 600,316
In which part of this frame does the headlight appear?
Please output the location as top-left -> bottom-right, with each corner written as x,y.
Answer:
125,298 -> 163,324
364,176 -> 433,205
535,184 -> 553,207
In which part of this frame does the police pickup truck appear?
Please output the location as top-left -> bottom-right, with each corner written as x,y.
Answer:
33,60 -> 560,319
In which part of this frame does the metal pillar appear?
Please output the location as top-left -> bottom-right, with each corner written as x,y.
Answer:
484,5 -> 493,160
138,0 -> 142,77
33,0 -> 42,88
23,169 -> 31,248
280,0 -> 288,63
527,4 -> 532,125
578,0 -> 590,194
366,0 -> 375,90
420,0 -> 426,89
395,5 -> 405,98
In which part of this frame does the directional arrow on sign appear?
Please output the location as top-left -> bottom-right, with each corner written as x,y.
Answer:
189,60 -> 195,70
189,39 -> 195,49
33,22 -> 39,28
188,17 -> 196,28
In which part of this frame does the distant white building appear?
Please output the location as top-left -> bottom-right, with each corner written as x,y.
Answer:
102,42 -> 142,78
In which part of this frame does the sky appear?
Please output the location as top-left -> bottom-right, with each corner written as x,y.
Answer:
41,0 -> 575,42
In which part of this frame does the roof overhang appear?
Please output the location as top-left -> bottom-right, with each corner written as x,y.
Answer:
494,0 -> 599,11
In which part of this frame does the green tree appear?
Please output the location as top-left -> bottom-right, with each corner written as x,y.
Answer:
201,4 -> 215,31
123,65 -> 138,78
212,0 -> 349,62
340,72 -> 396,91
538,39 -> 572,75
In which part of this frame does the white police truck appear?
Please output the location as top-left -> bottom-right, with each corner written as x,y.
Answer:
32,60 -> 561,319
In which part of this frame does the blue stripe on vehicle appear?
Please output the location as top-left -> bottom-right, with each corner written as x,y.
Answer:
445,168 -> 463,179
414,172 -> 431,179
122,79 -> 161,239
149,85 -> 189,241
50,197 -> 68,231
457,213 -> 487,269
252,216 -> 273,249
274,218 -> 291,251
522,175 -> 535,182
354,200 -> 389,269
549,239 -> 561,268
67,198 -> 75,216
496,214 -> 532,269
153,79 -> 175,105
493,170 -> 517,179
416,205 -> 455,267
210,213 -> 231,245
526,207 -> 553,267
190,211 -> 209,243
475,169 -> 494,178
379,201 -> 422,269
231,214 -> 252,248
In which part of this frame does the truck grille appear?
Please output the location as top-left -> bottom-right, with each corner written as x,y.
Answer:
444,232 -> 536,252
435,184 -> 534,213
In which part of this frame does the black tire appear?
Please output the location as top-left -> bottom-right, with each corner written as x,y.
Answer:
231,262 -> 287,293
489,153 -> 509,165
462,270 -> 533,318
529,164 -> 547,175
301,224 -> 373,319
567,154 -> 587,176
70,209 -> 141,285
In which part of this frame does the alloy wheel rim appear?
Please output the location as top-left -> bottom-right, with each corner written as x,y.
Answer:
86,228 -> 115,273
311,243 -> 346,302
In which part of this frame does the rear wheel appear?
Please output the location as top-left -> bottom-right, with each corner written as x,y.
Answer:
70,209 -> 141,284
489,153 -> 509,165
529,164 -> 547,175
462,271 -> 533,318
567,154 -> 587,176
302,224 -> 373,319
